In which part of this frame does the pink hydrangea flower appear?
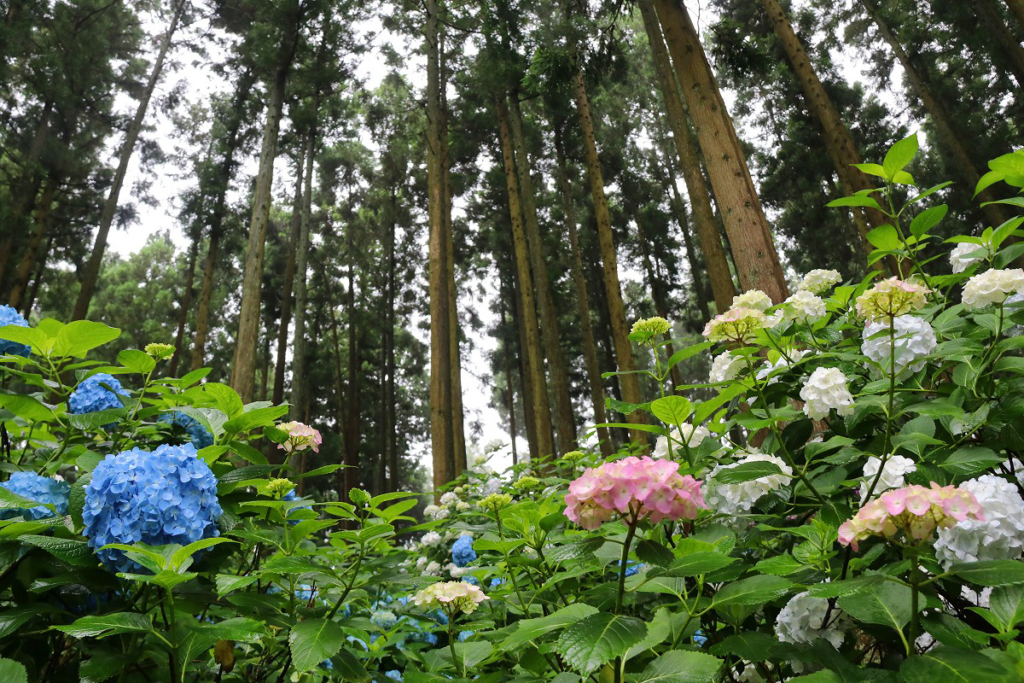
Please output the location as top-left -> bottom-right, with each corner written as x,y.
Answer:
838,483 -> 984,550
564,456 -> 706,530
278,421 -> 322,454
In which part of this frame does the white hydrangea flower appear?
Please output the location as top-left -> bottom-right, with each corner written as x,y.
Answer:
799,368 -> 855,420
456,501 -> 471,511
861,315 -> 937,376
962,268 -> 1024,310
423,561 -> 441,576
423,504 -> 440,518
734,663 -> 766,683
416,556 -> 428,569
447,563 -> 468,578
653,423 -> 711,458
732,289 -> 773,312
860,455 -> 917,503
798,269 -> 842,295
440,492 -> 459,506
934,475 -> 1024,569
783,290 -> 826,324
756,350 -> 809,385
709,351 -> 745,384
775,591 -> 847,650
949,242 -> 988,273
704,452 -> 793,515
1007,292 -> 1024,338
961,586 -> 994,609
432,508 -> 450,520
421,531 -> 442,547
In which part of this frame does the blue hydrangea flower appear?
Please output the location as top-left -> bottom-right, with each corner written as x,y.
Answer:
320,658 -> 334,669
489,577 -> 504,588
371,610 -> 398,629
458,630 -> 474,642
385,670 -> 403,681
693,629 -> 707,646
462,575 -> 479,586
83,443 -> 222,573
158,411 -> 214,450
0,305 -> 31,357
0,472 -> 70,520
618,560 -> 645,577
69,373 -> 129,415
281,489 -> 312,524
451,535 -> 476,568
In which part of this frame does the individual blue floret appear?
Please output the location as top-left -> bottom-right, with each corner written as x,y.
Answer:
0,472 -> 70,520
0,305 -> 31,357
458,630 -> 474,642
69,373 -> 129,415
489,578 -> 504,588
158,411 -> 214,450
451,535 -> 477,568
693,629 -> 708,646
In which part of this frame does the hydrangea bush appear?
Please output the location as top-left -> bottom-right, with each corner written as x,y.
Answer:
0,136 -> 1023,682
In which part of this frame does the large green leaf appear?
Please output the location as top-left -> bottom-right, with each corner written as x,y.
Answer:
78,651 -> 130,683
222,405 -> 290,436
651,396 -> 692,427
712,461 -> 787,485
0,393 -> 54,421
883,133 -> 918,181
440,642 -> 493,672
712,575 -> 793,607
0,658 -> 27,683
667,552 -> 736,577
989,585 -> 1024,630
940,447 -> 1003,477
631,650 -> 722,683
838,582 -> 913,633
900,647 -> 1017,683
949,560 -> 1024,586
0,487 -> 48,513
53,321 -> 120,358
500,603 -> 598,650
554,613 -> 647,675
116,349 -> 156,375
19,535 -> 95,567
54,613 -> 153,639
289,618 -> 346,671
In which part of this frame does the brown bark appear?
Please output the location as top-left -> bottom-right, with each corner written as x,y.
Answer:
500,299 -> 519,466
554,129 -> 614,457
639,0 -> 736,313
344,234 -> 361,500
9,177 -> 57,310
273,152 -> 306,406
654,0 -> 789,303
977,0 -> 1024,87
168,233 -> 199,377
571,67 -> 647,445
508,95 -> 577,454
496,94 -> 556,462
73,0 -> 186,321
386,187 -> 399,492
291,130 -> 317,419
634,209 -> 684,392
511,261 -> 539,456
860,0 -> 1014,229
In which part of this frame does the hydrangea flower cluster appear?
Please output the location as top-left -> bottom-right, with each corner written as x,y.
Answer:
860,455 -> 917,503
630,316 -> 671,343
797,269 -> 842,295
933,475 -> 1024,568
158,411 -> 214,450
412,581 -> 488,616
756,350 -> 808,385
564,456 -> 705,529
83,443 -> 222,573
949,242 -> 988,273
0,472 -> 70,520
277,421 -> 322,454
69,373 -> 129,414
451,535 -> 476,568
855,278 -> 930,321
144,343 -> 175,360
961,268 -> 1024,310
705,452 -> 793,516
703,307 -> 770,344
861,316 -> 937,376
652,422 -> 711,458
371,610 -> 399,629
775,591 -> 847,649
838,483 -> 984,550
0,305 -> 31,357
420,531 -> 442,547
479,493 -> 513,510
782,290 -> 826,324
709,351 -> 745,384
732,289 -> 773,311
799,368 -> 855,420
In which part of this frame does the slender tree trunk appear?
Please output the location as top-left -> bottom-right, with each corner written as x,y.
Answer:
1008,0 -> 1024,31
639,0 -> 736,312
290,131 -> 316,419
634,210 -> 684,391
501,299 -> 519,466
496,94 -> 555,462
664,165 -> 713,323
508,95 -> 577,454
554,129 -> 614,457
570,68 -> 647,445
426,0 -> 454,492
344,244 -> 360,500
654,0 -> 788,303
259,334 -> 271,401
273,152 -> 306,406
860,0 -> 1014,229
9,177 -> 57,310
511,263 -> 539,456
977,0 -> 1024,87
168,234 -> 199,377
23,234 -> 51,317
386,188 -> 399,492
73,0 -> 186,321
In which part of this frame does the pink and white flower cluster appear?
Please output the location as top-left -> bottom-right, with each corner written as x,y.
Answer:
838,483 -> 984,550
855,278 -> 930,321
412,580 -> 489,615
278,421 -> 323,454
564,456 -> 706,530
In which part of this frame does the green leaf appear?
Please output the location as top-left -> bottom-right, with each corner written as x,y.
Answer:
0,325 -> 48,355
883,133 -> 918,181
631,650 -> 723,683
0,393 -> 54,421
712,575 -> 793,607
665,342 -> 714,370
990,585 -> 1024,629
79,651 -> 130,683
827,195 -> 883,211
900,647 -> 1017,683
940,447 -> 1003,477
867,224 -> 902,251
636,539 -> 674,567
667,552 -> 737,577
333,649 -> 370,682
68,473 -> 90,530
500,603 -> 599,650
838,582 -> 913,632
116,349 -> 156,375
54,613 -> 153,639
852,163 -> 886,178
806,575 -> 886,599
910,205 -> 948,237
0,487 -> 50,514
52,321 -> 120,358
222,405 -> 289,436
20,535 -> 95,567
216,574 -> 258,596
168,537 -> 236,570
949,560 -> 1024,586
710,632 -> 789,662
711,461 -> 788,485
650,396 -> 692,427
289,618 -> 346,672
555,613 -> 646,676
203,383 -> 244,418
0,658 -> 27,683
693,382 -> 746,424
441,642 -> 493,672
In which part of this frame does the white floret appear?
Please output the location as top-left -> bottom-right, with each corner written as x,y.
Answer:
799,368 -> 855,420
861,315 -> 937,376
934,475 -> 1024,569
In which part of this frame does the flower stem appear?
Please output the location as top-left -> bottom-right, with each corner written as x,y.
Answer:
448,618 -> 464,678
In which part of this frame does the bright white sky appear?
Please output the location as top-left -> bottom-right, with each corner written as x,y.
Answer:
105,0 -> 905,476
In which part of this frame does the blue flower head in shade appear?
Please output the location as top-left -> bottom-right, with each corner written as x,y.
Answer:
451,535 -> 476,568
82,443 -> 222,573
158,411 -> 214,450
371,610 -> 399,629
69,373 -> 129,415
0,472 -> 70,520
385,671 -> 403,682
0,305 -> 31,357
693,629 -> 708,646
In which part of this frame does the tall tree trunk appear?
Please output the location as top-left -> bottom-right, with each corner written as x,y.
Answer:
508,95 -> 577,454
290,131 -> 316,419
344,244 -> 360,500
570,68 -> 647,445
759,0 -> 884,264
554,129 -> 613,457
273,152 -> 306,406
231,4 -> 304,401
511,263 -> 539,456
386,188 -> 399,492
9,177 -> 57,310
73,0 -> 186,321
977,0 -> 1024,87
426,0 -> 454,492
168,233 -> 199,377
23,234 -> 51,317
496,94 -> 555,462
500,299 -> 519,466
1007,0 -> 1024,31
860,0 -> 1014,229
634,210 -> 685,391
639,0 -> 736,312
259,334 -> 271,401
191,69 -> 256,371
654,0 -> 789,303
